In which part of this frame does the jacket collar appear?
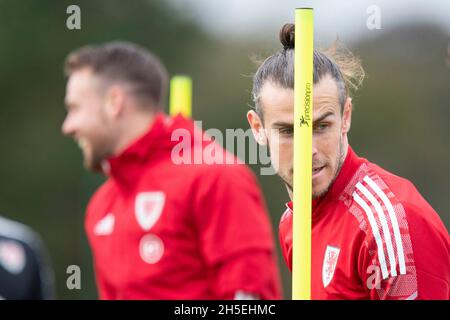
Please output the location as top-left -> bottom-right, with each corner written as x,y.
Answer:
103,113 -> 192,192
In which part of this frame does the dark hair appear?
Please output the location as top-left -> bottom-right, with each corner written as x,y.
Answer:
65,41 -> 168,110
252,23 -> 365,119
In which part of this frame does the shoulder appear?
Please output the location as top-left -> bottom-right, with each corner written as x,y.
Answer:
87,179 -> 116,209
347,160 -> 444,229
361,162 -> 446,233
279,205 -> 292,227
278,206 -> 292,244
0,215 -> 42,247
347,161 -> 449,282
0,216 -> 49,273
190,161 -> 259,192
188,163 -> 265,215
348,160 -> 449,246
0,216 -> 55,299
152,137 -> 257,185
278,206 -> 293,270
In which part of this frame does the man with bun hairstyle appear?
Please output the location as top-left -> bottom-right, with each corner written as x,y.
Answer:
62,41 -> 281,299
247,24 -> 449,299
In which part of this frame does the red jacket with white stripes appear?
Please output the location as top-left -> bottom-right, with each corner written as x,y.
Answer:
279,146 -> 449,300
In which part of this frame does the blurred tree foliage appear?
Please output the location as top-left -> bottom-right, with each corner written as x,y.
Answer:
0,0 -> 448,299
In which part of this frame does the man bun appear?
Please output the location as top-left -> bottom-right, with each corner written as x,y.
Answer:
279,23 -> 295,50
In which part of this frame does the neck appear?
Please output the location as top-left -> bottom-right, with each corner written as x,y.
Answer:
286,184 -> 293,201
112,111 -> 157,156
340,135 -> 349,166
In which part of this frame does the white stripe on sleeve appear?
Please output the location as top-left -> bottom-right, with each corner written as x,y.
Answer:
356,182 -> 397,277
353,191 -> 390,279
364,176 -> 406,275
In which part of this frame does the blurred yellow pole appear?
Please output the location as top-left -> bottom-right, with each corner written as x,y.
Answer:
292,8 -> 314,300
169,75 -> 192,118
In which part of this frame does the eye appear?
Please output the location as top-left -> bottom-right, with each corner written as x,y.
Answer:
315,122 -> 330,131
279,127 -> 294,136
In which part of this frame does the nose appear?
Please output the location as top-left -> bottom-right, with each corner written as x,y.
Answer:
61,115 -> 75,137
312,138 -> 318,157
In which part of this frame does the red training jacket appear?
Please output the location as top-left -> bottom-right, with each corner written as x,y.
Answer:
86,113 -> 282,299
279,146 -> 449,299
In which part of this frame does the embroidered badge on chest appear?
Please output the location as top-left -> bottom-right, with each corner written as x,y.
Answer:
135,192 -> 165,231
139,234 -> 164,264
322,245 -> 340,288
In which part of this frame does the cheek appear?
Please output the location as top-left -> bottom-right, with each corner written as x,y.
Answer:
266,135 -> 280,171
315,129 -> 340,158
268,143 -> 280,172
82,109 -> 106,134
277,139 -> 293,171
266,132 -> 293,174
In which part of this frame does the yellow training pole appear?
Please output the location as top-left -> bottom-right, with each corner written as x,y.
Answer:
292,8 -> 314,300
169,75 -> 192,118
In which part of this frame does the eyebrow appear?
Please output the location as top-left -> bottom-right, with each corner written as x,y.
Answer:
313,111 -> 335,124
271,111 -> 335,128
271,121 -> 293,128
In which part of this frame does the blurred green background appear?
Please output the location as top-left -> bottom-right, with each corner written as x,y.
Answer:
0,0 -> 448,299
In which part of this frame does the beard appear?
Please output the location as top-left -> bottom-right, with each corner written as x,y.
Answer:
278,135 -> 346,200
79,137 -> 112,172
83,150 -> 105,172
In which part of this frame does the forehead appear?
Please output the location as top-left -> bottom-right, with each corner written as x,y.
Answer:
65,68 -> 103,103
259,80 -> 294,122
259,74 -> 341,123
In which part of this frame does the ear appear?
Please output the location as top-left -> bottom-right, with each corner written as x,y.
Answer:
342,97 -> 352,134
247,110 -> 267,146
104,85 -> 125,119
